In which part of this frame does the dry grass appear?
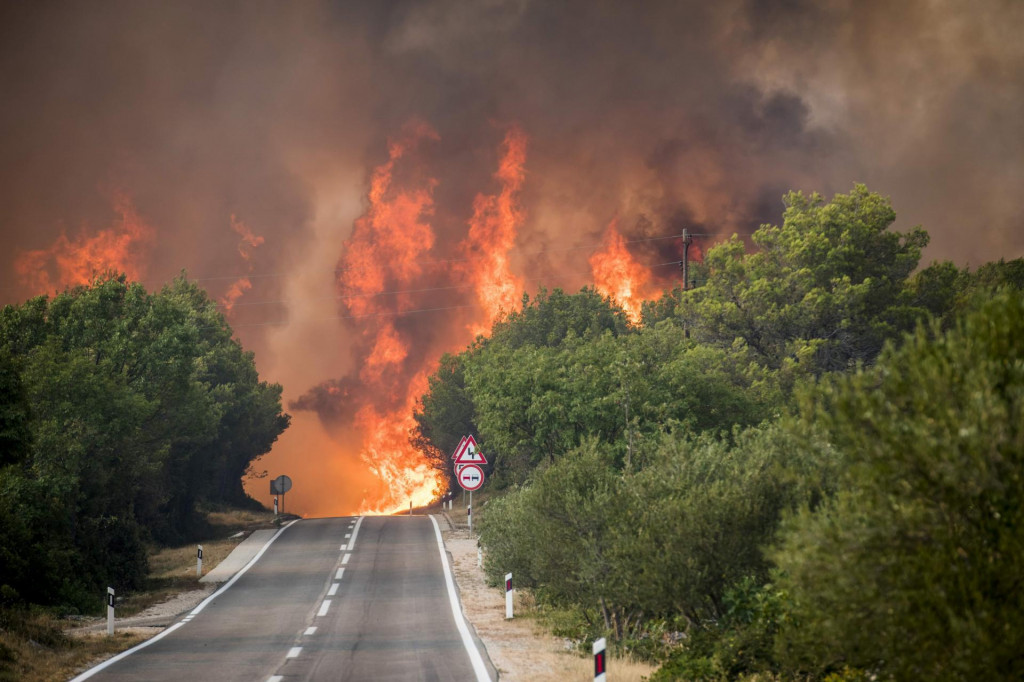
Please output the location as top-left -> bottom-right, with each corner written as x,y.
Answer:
0,611 -> 146,682
116,507 -> 276,617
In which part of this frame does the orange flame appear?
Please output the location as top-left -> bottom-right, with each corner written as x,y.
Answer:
221,277 -> 253,312
231,213 -> 264,260
334,121 -> 444,513
340,120 -> 439,318
589,221 -> 655,323
221,215 -> 264,313
357,371 -> 441,515
458,126 -> 528,337
14,192 -> 154,294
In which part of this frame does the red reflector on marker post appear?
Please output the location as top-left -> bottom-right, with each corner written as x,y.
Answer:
593,637 -> 606,681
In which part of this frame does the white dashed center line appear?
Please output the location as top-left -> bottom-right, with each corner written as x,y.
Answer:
317,600 -> 331,617
342,553 -> 351,565
328,582 -> 339,596
287,646 -> 302,659
304,626 -> 317,636
346,516 -> 364,550
335,567 -> 345,580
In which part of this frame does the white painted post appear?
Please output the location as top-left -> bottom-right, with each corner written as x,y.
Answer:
196,545 -> 203,577
505,573 -> 513,619
593,637 -> 607,682
468,490 -> 473,531
106,587 -> 115,636
273,496 -> 278,515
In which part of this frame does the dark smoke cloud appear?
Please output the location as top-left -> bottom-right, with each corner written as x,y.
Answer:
2,0 -> 1021,510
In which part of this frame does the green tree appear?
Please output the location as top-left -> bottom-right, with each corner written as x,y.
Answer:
412,352 -> 477,492
0,349 -> 30,468
488,287 -> 630,350
681,185 -> 929,374
0,273 -> 289,608
772,289 -> 1024,680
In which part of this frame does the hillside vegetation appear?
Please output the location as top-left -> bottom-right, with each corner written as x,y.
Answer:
414,185 -> 1024,680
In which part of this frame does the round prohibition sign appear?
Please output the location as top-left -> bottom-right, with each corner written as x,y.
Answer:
457,463 -> 485,491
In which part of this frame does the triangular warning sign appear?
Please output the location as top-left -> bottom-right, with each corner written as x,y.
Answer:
451,435 -> 470,460
452,435 -> 478,461
453,437 -> 486,465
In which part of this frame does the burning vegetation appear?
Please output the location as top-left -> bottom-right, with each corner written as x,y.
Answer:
288,121 -> 666,514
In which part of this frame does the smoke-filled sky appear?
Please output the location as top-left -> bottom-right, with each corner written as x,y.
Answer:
2,0 -> 1022,515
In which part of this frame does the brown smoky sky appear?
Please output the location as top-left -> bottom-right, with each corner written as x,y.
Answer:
1,0 -> 1021,512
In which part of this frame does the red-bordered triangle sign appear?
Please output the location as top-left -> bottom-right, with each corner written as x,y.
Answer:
451,435 -> 469,460
452,435 -> 487,465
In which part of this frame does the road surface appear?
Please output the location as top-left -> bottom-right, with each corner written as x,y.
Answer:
75,516 -> 494,682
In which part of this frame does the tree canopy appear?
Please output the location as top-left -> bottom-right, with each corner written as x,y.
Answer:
0,274 -> 288,610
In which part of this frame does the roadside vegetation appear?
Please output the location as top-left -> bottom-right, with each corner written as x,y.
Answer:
0,276 -> 289,680
415,185 -> 1024,680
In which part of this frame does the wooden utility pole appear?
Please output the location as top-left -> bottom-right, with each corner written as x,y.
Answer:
681,228 -> 693,289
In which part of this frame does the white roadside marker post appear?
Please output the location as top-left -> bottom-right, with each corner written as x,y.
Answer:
505,573 -> 513,619
196,545 -> 203,577
477,546 -> 482,568
593,637 -> 607,682
409,500 -> 413,516
106,587 -> 115,636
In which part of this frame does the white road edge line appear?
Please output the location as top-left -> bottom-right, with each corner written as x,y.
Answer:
335,567 -> 345,580
342,553 -> 351,564
346,515 -> 364,550
430,515 -> 492,682
68,519 -> 301,681
317,599 -> 331,617
328,582 -> 339,596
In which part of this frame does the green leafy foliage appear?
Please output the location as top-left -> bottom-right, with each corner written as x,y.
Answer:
479,425 -> 837,650
771,289 -> 1024,680
416,185 -> 1024,680
681,184 -> 929,374
0,274 -> 288,612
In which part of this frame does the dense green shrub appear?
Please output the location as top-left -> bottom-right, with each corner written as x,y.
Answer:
772,289 -> 1024,680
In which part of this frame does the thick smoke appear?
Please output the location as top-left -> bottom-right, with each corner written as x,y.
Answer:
1,0 -> 1021,513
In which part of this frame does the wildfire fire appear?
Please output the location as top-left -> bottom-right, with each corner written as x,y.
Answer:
221,215 -> 265,313
14,192 -> 154,295
292,122 -> 681,515
333,121 -> 445,514
589,221 -> 657,324
10,125 -> 675,519
458,125 -> 528,337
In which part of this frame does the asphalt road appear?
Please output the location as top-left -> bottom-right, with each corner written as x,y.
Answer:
75,516 -> 494,682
